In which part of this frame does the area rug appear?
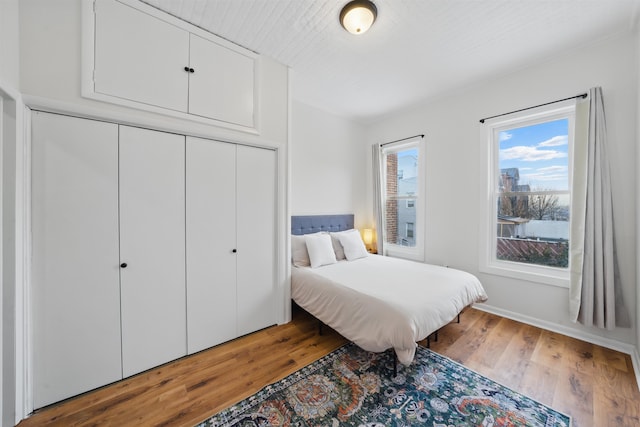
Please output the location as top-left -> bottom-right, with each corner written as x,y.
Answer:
197,343 -> 570,427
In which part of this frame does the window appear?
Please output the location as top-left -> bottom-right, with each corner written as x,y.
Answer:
406,222 -> 415,240
380,137 -> 424,260
480,102 -> 575,287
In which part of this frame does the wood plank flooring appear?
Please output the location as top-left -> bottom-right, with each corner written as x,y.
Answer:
19,307 -> 639,427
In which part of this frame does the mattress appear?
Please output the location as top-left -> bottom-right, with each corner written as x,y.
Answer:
291,254 -> 488,365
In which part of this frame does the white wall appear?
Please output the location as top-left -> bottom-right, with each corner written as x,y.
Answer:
636,27 -> 640,365
19,0 -> 288,148
366,32 -> 638,347
0,1 -> 21,425
291,100 -> 369,228
0,0 -> 19,88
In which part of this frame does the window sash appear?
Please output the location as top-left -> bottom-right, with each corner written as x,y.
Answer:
480,101 -> 576,287
379,138 -> 424,260
498,190 -> 569,197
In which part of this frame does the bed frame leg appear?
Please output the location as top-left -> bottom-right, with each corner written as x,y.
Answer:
426,336 -> 430,348
393,351 -> 398,377
318,320 -> 323,336
434,329 -> 439,342
457,313 -> 460,323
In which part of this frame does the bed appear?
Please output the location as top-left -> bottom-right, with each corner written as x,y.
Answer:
291,214 -> 488,367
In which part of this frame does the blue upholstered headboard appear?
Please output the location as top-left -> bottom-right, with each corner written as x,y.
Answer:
291,214 -> 354,235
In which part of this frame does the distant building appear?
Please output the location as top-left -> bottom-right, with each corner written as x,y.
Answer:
397,176 -> 416,246
498,167 -> 530,218
385,152 -> 418,247
497,214 -> 529,238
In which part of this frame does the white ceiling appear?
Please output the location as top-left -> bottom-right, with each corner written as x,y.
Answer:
141,0 -> 639,122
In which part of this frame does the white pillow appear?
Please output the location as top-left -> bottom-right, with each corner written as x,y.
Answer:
305,233 -> 337,268
329,230 -> 350,261
291,235 -> 310,267
337,229 -> 369,261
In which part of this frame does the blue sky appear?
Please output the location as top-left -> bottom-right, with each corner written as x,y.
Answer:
499,118 -> 569,191
397,148 -> 418,179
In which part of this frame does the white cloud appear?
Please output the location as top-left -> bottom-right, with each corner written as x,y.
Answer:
537,135 -> 568,147
521,172 -> 568,182
521,165 -> 568,185
499,132 -> 513,142
499,146 -> 567,162
536,165 -> 567,173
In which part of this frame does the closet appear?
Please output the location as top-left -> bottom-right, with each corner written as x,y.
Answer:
31,112 -> 276,408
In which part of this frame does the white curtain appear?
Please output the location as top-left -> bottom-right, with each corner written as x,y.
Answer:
569,87 -> 629,328
372,143 -> 384,255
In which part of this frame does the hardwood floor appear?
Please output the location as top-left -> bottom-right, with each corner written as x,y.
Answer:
426,308 -> 640,427
19,307 -> 639,427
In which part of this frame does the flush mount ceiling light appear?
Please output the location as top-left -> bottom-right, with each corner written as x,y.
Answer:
340,0 -> 377,35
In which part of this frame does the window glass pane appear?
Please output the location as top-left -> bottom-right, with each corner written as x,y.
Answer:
398,148 -> 418,198
384,147 -> 418,248
496,118 -> 570,268
385,199 -> 416,247
498,119 -> 569,191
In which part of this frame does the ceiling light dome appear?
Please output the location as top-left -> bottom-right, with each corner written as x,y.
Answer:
340,0 -> 377,35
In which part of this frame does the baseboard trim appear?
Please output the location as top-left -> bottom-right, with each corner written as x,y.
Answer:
473,303 -> 640,391
631,347 -> 640,393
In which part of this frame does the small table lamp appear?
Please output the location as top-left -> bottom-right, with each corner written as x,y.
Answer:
362,228 -> 374,253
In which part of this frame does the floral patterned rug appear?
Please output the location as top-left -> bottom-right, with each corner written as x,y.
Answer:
197,343 -> 570,427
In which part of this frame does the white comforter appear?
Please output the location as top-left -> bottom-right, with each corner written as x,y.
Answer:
291,255 -> 487,365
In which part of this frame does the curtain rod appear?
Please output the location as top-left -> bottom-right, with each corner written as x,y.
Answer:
479,93 -> 588,124
381,134 -> 424,147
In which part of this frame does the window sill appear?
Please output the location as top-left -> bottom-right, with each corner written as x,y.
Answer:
479,261 -> 569,288
385,244 -> 423,262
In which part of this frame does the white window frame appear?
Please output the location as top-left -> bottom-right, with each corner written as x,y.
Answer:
479,101 -> 575,288
381,137 -> 425,261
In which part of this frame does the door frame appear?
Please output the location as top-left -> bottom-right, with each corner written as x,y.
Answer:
0,80 -> 30,424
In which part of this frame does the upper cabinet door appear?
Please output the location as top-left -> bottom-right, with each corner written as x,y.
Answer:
119,126 -> 187,377
188,34 -> 255,128
32,112 -> 122,409
94,0 -> 189,112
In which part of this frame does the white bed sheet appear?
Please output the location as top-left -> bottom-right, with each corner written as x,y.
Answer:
291,254 -> 488,365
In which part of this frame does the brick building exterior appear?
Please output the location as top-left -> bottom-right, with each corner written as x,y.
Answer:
385,152 -> 398,244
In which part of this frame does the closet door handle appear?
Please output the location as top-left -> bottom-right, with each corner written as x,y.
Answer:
232,249 -> 237,253
184,66 -> 190,72
120,263 -> 128,268
189,68 -> 195,73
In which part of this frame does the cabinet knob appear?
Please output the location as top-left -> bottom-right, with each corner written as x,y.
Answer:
120,263 -> 128,268
189,68 -> 195,73
184,66 -> 190,72
232,249 -> 237,253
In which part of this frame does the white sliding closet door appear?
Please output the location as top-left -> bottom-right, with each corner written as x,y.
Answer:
236,146 -> 276,335
32,112 -> 122,408
186,137 -> 237,353
119,126 -> 186,377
